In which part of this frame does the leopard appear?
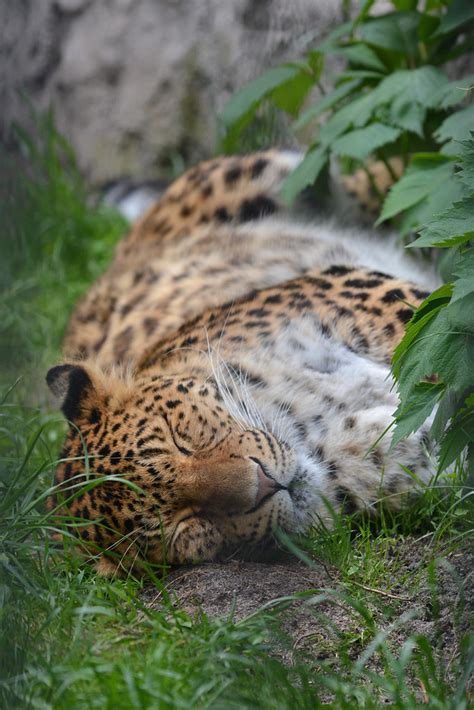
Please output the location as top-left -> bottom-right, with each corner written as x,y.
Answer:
46,150 -> 439,576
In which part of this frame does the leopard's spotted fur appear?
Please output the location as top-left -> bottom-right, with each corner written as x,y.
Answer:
48,151 -> 438,575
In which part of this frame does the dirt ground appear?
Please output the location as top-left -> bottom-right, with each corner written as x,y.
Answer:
142,538 -> 473,682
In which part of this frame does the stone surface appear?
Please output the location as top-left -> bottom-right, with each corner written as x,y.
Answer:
3,1 -> 472,186
1,0 -> 345,184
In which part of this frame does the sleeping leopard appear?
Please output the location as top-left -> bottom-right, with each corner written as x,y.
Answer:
47,151 -> 438,576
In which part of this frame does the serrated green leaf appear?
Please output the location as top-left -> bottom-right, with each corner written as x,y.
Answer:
293,79 -> 361,131
452,248 -> 474,303
438,245 -> 464,283
374,66 -> 449,110
445,292 -> 474,330
378,154 -> 455,223
318,93 -> 374,143
432,73 -> 474,109
438,408 -> 474,470
392,284 -> 453,371
392,382 -> 444,448
409,283 -> 453,324
281,145 -> 328,206
381,68 -> 447,127
430,386 -> 461,440
332,123 -> 401,161
322,68 -> 448,154
389,98 -> 425,137
395,307 -> 474,402
435,104 -> 474,145
220,65 -> 303,127
317,68 -> 445,146
358,11 -> 420,54
337,43 -> 387,72
398,175 -> 463,236
458,138 -> 474,188
434,0 -> 474,37
271,70 -> 316,117
410,197 -> 474,248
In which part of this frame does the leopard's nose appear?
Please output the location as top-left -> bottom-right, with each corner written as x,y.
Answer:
252,458 -> 283,505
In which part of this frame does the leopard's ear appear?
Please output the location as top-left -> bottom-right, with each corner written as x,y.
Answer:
46,364 -> 95,421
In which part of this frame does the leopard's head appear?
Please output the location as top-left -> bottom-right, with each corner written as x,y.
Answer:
46,363 -> 317,575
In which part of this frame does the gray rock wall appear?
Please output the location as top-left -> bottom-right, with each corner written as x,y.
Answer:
1,0 -> 345,184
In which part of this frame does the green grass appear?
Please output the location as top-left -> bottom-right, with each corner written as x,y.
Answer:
1,113 -> 473,709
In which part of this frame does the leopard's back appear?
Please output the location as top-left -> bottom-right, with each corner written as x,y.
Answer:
63,151 -> 437,368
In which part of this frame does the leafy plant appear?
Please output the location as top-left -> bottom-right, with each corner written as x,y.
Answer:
220,0 -> 474,205
221,0 -> 474,475
389,138 -> 474,476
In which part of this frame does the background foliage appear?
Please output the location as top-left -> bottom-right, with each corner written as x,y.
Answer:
220,0 -> 474,477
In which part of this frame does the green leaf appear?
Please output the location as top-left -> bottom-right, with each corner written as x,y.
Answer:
271,69 -> 317,117
220,108 -> 255,153
317,20 -> 354,52
318,93 -> 374,144
389,98 -> 425,137
438,408 -> 474,470
378,154 -> 455,223
281,145 -> 328,206
358,11 -> 421,54
445,292 -> 474,330
353,0 -> 378,28
410,283 -> 453,325
434,0 -> 474,37
372,66 -> 448,110
398,172 -> 464,236
410,197 -> 474,248
392,382 -> 444,448
332,123 -> 401,161
220,65 -> 304,127
307,50 -> 325,76
392,284 -> 452,375
417,11 -> 440,41
432,73 -> 474,109
392,0 -> 418,10
395,306 -> 474,403
293,79 -> 361,131
430,386 -> 462,440
392,284 -> 453,372
435,104 -> 474,147
337,43 -> 387,72
438,245 -> 464,283
322,68 -> 447,150
458,138 -> 474,188
337,70 -> 386,80
452,248 -> 474,303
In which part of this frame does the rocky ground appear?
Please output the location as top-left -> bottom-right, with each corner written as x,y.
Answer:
142,538 -> 473,689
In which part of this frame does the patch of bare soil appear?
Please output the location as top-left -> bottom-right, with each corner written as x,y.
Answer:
142,540 -> 473,679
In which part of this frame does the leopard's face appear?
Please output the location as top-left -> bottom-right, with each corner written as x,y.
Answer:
47,363 -> 316,574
